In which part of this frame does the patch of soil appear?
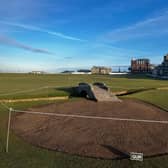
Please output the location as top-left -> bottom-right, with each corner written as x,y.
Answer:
12,99 -> 168,159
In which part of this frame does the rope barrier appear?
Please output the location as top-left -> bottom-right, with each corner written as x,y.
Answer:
12,109 -> 168,124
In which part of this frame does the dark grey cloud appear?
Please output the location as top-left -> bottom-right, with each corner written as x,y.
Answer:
0,35 -> 53,55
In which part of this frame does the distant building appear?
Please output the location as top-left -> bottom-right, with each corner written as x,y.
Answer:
72,72 -> 91,74
131,58 -> 151,73
30,71 -> 45,74
61,69 -> 91,74
61,70 -> 75,74
77,69 -> 91,73
152,54 -> 168,78
72,69 -> 91,74
91,66 -> 112,75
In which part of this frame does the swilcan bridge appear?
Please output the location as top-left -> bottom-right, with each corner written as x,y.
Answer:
77,83 -> 121,102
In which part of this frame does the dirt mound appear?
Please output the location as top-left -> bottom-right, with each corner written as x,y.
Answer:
12,99 -> 168,159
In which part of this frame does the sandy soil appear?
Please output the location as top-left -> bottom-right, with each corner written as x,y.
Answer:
12,99 -> 168,159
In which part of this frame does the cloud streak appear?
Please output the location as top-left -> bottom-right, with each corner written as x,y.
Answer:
0,35 -> 53,55
0,21 -> 86,42
104,10 -> 168,42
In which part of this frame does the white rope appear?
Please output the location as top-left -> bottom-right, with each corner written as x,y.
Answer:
13,109 -> 168,124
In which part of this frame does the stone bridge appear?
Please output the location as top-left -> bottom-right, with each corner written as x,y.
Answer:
77,83 -> 121,102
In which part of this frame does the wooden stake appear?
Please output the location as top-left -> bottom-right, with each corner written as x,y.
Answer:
6,108 -> 12,153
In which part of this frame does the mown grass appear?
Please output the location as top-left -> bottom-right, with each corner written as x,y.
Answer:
125,90 -> 168,111
0,73 -> 167,99
0,73 -> 168,167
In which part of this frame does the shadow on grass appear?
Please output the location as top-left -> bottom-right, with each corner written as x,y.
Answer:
101,144 -> 168,160
126,74 -> 150,79
108,73 -> 148,79
101,144 -> 130,160
124,74 -> 168,80
111,73 -> 167,80
117,88 -> 156,96
55,87 -> 80,98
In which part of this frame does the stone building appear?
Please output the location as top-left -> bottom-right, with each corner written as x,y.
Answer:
30,71 -> 45,74
91,66 -> 112,75
131,58 -> 151,73
153,54 -> 168,77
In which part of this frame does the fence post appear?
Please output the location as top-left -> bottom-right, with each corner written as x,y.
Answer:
6,107 -> 12,153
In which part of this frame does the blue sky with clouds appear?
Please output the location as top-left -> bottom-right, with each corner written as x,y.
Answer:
0,0 -> 168,72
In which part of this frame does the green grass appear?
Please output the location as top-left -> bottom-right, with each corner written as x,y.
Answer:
124,90 -> 168,111
0,73 -> 167,99
0,73 -> 168,167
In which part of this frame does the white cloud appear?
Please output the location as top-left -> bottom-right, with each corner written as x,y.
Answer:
0,21 -> 86,42
104,10 -> 168,41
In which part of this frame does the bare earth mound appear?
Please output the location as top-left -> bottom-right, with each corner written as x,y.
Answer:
12,99 -> 168,159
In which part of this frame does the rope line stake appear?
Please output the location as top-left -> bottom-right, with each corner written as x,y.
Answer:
6,107 -> 12,153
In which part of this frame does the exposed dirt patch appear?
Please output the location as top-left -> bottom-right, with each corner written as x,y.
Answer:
12,99 -> 168,159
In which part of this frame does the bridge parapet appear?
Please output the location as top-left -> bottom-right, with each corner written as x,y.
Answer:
77,83 -> 121,102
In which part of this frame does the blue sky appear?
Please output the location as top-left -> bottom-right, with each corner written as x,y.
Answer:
0,0 -> 168,72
